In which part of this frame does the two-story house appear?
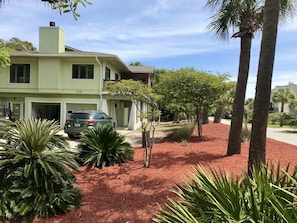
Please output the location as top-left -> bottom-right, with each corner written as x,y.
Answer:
0,23 -> 155,130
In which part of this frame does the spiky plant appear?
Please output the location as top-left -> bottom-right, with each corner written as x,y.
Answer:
78,125 -> 134,168
0,118 -> 81,223
154,163 -> 297,223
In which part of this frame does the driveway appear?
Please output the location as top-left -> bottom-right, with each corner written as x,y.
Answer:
266,127 -> 297,146
219,118 -> 297,146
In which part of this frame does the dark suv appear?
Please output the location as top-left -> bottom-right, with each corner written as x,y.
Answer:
64,111 -> 115,139
0,105 -> 16,122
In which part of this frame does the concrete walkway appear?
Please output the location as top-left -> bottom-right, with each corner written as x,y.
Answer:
219,118 -> 297,146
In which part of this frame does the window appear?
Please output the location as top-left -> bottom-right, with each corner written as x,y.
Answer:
105,67 -> 110,80
115,73 -> 119,81
72,64 -> 94,79
10,64 -> 30,83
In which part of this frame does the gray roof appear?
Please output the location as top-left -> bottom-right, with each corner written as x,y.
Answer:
129,66 -> 155,74
10,50 -> 155,74
10,50 -> 131,72
272,82 -> 297,94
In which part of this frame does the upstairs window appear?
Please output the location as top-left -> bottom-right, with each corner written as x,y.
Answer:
10,64 -> 30,83
72,64 -> 94,79
105,67 -> 110,80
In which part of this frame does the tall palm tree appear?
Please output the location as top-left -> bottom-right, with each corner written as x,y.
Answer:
272,88 -> 296,112
248,0 -> 280,172
206,0 -> 295,156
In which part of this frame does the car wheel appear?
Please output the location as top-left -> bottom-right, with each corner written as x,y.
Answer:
68,134 -> 76,140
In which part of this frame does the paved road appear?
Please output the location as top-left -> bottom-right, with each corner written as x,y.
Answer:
219,119 -> 297,146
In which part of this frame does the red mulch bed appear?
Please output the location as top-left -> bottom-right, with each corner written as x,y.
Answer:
34,122 -> 297,223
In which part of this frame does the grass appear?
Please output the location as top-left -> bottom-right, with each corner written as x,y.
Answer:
167,122 -> 194,141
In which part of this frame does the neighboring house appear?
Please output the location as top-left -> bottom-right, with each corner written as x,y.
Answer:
0,23 -> 155,130
271,82 -> 297,113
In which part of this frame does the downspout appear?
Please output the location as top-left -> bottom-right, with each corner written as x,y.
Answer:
95,56 -> 103,110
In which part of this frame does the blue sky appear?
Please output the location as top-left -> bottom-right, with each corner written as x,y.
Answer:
0,0 -> 296,98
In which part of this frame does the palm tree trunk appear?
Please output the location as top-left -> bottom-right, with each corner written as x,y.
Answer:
248,0 -> 280,173
214,104 -> 224,123
227,33 -> 252,155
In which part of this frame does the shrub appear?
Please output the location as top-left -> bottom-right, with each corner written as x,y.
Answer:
168,124 -> 194,141
0,118 -> 81,222
286,112 -> 297,127
268,112 -> 281,125
78,125 -> 134,168
154,163 -> 297,223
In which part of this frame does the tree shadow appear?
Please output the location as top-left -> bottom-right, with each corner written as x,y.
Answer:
34,166 -> 172,223
151,150 -> 226,169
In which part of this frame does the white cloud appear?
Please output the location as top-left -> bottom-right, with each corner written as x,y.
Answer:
0,0 -> 296,98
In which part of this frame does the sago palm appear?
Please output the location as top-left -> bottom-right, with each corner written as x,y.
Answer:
0,118 -> 81,223
78,125 -> 134,168
206,0 -> 295,156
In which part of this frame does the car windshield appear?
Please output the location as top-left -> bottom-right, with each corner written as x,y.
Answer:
70,113 -> 91,119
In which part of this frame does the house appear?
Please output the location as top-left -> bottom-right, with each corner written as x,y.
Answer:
0,23 -> 155,130
271,82 -> 297,113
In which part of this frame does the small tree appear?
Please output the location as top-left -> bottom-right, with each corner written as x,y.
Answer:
213,81 -> 236,123
0,38 -> 37,68
155,68 -> 223,137
104,80 -> 161,168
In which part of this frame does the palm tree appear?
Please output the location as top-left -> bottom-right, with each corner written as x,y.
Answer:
206,0 -> 295,156
0,118 -> 81,223
272,88 -> 296,113
248,0 -> 280,172
272,88 -> 296,126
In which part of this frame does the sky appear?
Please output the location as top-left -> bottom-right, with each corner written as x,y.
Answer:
0,0 -> 296,99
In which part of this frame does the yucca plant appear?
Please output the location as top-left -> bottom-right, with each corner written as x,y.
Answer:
78,125 -> 134,168
154,163 -> 297,223
0,118 -> 81,223
241,120 -> 251,142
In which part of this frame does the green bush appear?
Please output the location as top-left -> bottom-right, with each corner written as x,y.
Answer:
269,112 -> 295,126
168,124 -> 194,141
0,118 -> 81,222
284,112 -> 297,127
154,163 -> 297,223
268,112 -> 281,125
78,125 -> 134,168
